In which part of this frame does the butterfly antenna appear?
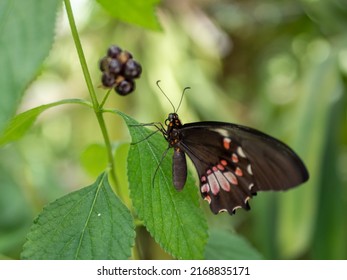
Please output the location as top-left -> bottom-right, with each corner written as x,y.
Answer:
175,86 -> 190,113
156,80 -> 175,112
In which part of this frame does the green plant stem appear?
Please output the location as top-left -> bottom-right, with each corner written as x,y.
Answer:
99,89 -> 112,108
63,0 -> 123,201
63,0 -> 98,109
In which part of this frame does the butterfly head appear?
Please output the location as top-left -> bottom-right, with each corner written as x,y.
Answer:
164,113 -> 183,147
165,113 -> 182,129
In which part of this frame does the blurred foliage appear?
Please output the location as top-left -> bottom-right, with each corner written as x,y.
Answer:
1,0 -> 347,259
0,0 -> 61,132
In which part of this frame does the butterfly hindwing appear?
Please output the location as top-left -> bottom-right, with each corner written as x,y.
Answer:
175,122 -> 308,214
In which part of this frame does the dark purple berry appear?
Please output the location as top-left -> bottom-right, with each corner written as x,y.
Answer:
118,51 -> 133,64
107,45 -> 122,58
115,79 -> 135,96
108,58 -> 122,74
124,59 -> 142,79
101,72 -> 115,88
99,45 -> 140,95
99,56 -> 109,72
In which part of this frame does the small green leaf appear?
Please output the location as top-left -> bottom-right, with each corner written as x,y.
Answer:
205,230 -> 263,260
21,173 -> 135,260
80,143 -> 108,177
97,0 -> 162,31
0,99 -> 91,146
0,0 -> 61,133
118,111 -> 208,260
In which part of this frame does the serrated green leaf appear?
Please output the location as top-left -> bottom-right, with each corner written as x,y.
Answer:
205,230 -> 263,260
97,0 -> 162,31
0,0 -> 61,133
0,99 -> 91,146
118,111 -> 208,260
21,173 -> 135,260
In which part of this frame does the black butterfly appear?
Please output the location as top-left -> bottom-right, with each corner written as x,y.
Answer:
153,82 -> 309,215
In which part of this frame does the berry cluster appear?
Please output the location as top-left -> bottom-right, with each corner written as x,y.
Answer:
99,45 -> 142,96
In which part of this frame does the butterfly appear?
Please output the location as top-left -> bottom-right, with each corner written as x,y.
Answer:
153,81 -> 309,215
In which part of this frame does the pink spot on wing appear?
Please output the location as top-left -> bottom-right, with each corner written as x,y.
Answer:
212,166 -> 218,172
221,159 -> 228,166
201,183 -> 209,193
215,170 -> 230,192
207,174 -> 219,195
201,176 -> 207,183
206,169 -> 212,175
224,171 -> 238,185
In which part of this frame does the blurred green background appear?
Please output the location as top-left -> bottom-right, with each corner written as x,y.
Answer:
1,0 -> 347,259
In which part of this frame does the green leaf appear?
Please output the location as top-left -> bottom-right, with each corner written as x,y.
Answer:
97,0 -> 162,31
118,111 -> 208,259
0,0 -> 61,133
80,143 -> 108,177
205,230 -> 263,260
21,173 -> 135,260
0,99 -> 92,146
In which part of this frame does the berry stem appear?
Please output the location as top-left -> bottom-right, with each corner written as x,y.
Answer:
63,0 -> 123,201
99,89 -> 112,109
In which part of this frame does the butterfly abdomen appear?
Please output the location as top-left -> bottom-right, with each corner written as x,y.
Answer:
172,148 -> 187,191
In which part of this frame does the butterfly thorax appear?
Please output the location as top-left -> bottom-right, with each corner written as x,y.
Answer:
165,113 -> 183,148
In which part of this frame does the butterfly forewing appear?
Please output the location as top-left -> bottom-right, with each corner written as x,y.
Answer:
175,122 -> 308,214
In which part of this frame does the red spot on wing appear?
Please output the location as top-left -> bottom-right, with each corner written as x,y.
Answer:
235,167 -> 243,177
223,138 -> 231,150
232,153 -> 239,163
217,164 -> 225,171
